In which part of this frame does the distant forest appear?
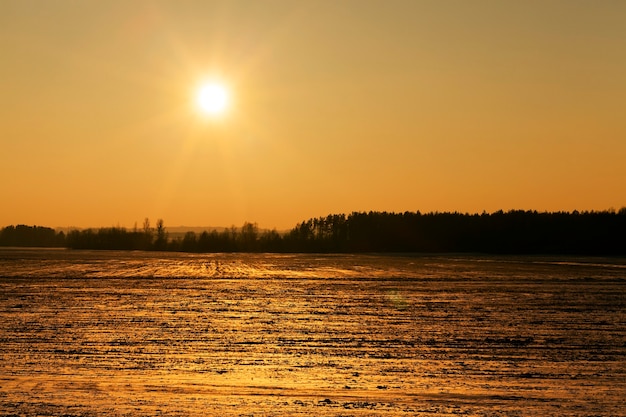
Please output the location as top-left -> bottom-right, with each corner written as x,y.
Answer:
2,209 -> 626,255
0,225 -> 65,248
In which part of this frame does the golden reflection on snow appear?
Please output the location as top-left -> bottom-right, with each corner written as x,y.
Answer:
0,249 -> 625,416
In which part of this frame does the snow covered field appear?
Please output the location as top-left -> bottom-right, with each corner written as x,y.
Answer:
1,249 -> 624,416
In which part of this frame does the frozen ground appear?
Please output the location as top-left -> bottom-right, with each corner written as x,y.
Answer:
0,249 -> 625,416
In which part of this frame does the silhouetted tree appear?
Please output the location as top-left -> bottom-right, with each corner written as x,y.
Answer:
181,231 -> 198,252
153,219 -> 167,251
142,217 -> 153,249
239,222 -> 259,251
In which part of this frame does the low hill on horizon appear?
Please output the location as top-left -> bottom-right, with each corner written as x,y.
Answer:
53,225 -> 287,238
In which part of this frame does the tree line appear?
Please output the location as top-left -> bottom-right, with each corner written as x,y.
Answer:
64,218 -> 168,251
63,220 -> 283,252
2,209 -> 626,255
286,209 -> 626,255
0,225 -> 65,247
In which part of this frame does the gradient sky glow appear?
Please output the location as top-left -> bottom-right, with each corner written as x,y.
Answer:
1,0 -> 625,229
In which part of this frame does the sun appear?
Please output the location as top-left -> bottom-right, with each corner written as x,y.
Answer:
196,83 -> 229,116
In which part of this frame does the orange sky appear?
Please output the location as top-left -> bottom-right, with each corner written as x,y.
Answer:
1,0 -> 625,230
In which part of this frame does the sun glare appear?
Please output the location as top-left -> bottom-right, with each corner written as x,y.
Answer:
196,83 -> 229,116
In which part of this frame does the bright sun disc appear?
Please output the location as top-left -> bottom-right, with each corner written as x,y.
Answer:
196,83 -> 229,115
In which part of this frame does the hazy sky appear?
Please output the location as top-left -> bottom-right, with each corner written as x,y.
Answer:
2,0 -> 625,229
